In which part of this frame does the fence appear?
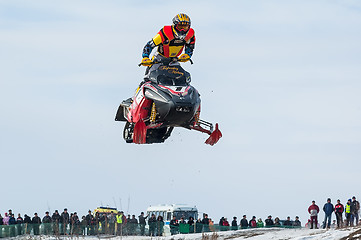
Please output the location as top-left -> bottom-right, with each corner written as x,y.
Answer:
0,222 -> 301,238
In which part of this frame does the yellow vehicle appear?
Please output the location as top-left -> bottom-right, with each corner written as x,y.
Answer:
93,207 -> 119,217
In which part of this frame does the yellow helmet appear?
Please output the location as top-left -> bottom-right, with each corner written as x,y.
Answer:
172,13 -> 191,26
172,13 -> 191,39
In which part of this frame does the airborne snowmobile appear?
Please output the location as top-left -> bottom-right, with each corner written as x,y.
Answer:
115,57 -> 222,145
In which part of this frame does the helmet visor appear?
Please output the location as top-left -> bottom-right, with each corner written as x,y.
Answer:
176,23 -> 190,31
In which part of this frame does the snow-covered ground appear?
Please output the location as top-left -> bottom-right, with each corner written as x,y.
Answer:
14,227 -> 361,240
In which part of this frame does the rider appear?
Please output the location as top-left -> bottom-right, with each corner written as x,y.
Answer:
140,13 -> 196,78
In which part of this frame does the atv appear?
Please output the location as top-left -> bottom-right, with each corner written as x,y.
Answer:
115,57 -> 222,145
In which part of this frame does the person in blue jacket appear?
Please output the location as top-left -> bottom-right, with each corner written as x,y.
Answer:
323,198 -> 335,229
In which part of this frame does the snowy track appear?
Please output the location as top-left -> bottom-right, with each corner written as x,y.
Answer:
13,227 -> 361,240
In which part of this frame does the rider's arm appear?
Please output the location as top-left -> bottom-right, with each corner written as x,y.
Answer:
184,35 -> 195,57
142,32 -> 163,58
142,40 -> 155,58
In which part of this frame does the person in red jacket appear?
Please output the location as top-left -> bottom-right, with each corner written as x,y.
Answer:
334,199 -> 344,228
308,200 -> 320,229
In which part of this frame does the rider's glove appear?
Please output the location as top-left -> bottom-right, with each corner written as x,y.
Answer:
140,57 -> 153,66
178,53 -> 191,62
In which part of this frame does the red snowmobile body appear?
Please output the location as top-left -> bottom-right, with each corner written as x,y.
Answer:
115,58 -> 222,145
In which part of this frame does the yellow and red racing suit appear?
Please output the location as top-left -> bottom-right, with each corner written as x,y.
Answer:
142,25 -> 195,58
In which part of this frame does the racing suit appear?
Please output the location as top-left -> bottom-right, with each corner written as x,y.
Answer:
142,25 -> 195,79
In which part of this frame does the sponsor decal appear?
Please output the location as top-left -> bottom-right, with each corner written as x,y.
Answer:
158,66 -> 184,75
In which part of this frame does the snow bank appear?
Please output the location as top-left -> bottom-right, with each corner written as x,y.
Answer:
13,227 -> 361,240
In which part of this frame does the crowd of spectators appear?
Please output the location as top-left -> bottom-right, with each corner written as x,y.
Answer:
1,197 -> 359,237
168,213 -> 302,235
307,196 -> 360,229
0,208 -> 301,237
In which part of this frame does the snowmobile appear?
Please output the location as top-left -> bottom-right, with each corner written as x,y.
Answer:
115,57 -> 222,145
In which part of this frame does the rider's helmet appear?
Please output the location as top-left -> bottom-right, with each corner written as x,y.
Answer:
172,13 -> 191,39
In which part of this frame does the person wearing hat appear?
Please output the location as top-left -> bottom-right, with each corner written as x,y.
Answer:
283,216 -> 292,227
60,208 -> 69,235
345,199 -> 352,226
334,199 -> 344,228
265,215 -> 274,227
231,217 -> 238,230
42,211 -> 52,235
138,212 -> 148,236
308,200 -> 320,229
322,198 -> 334,229
350,196 -> 360,226
32,213 -> 42,235
257,218 -> 264,228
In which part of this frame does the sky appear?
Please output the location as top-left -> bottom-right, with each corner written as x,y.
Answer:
1,0 -> 361,224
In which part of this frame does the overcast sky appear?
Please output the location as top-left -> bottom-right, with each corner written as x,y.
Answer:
1,0 -> 361,223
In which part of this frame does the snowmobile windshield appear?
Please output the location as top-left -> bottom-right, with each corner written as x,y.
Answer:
154,65 -> 190,86
157,75 -> 188,86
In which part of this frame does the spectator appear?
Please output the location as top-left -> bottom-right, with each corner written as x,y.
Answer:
179,217 -> 186,224
23,214 -> 31,234
128,215 -> 138,235
223,217 -> 230,231
283,216 -> 292,227
16,214 -> 23,224
16,214 -> 24,235
52,210 -> 61,235
323,198 -> 334,229
249,216 -> 257,228
188,216 -> 195,233
32,213 -> 41,235
308,200 -> 320,229
265,215 -> 274,227
93,212 -> 100,235
81,216 -> 87,235
0,214 -> 3,225
334,199 -> 344,228
219,217 -> 225,230
3,213 -> 10,225
156,215 -> 164,236
99,213 -> 107,234
345,199 -> 352,227
138,212 -> 148,236
108,212 -> 116,235
60,208 -> 69,235
351,196 -> 360,226
124,214 -> 130,235
201,214 -> 210,232
85,210 -> 93,235
231,216 -> 238,230
71,212 -> 80,235
257,218 -> 264,228
209,218 -> 215,232
9,214 -> 16,225
23,214 -> 31,224
274,217 -> 281,226
240,215 -> 248,229
170,216 -> 179,235
43,211 -> 52,235
148,213 -> 157,236
195,218 -> 203,233
9,214 -> 16,237
293,216 -> 301,227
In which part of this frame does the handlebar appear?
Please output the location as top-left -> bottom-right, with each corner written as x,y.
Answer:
138,58 -> 193,67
